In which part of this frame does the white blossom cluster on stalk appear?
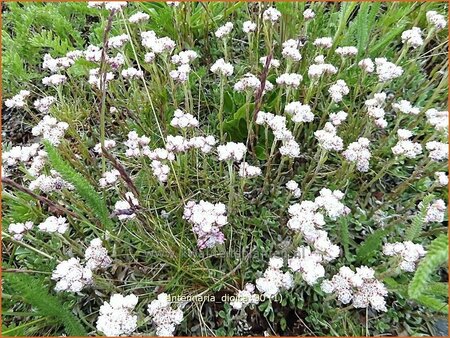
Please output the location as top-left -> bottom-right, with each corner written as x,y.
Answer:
5,90 -> 30,109
104,1 -> 128,12
329,111 -> 348,126
391,129 -> 422,159
321,266 -> 388,312
107,52 -> 126,70
150,160 -> 171,183
365,92 -> 388,128
96,294 -> 138,336
255,257 -> 293,298
215,22 -> 233,38
165,135 -> 190,153
31,115 -> 69,146
171,50 -> 198,65
242,20 -> 256,33
121,67 -> 143,80
285,102 -> 314,123
281,39 -> 303,61
29,170 -> 74,193
374,58 -> 403,82
8,221 -> 33,241
141,30 -> 176,54
303,8 -> 315,20
314,188 -> 349,220
114,192 -> 139,220
125,131 -> 151,157
42,74 -> 67,86
85,238 -> 112,270
314,122 -> 344,152
425,108 -> 448,134
148,293 -> 184,336
259,56 -> 281,69
38,216 -> 69,234
401,27 -> 424,48
288,245 -> 327,286
262,7 -> 281,23
84,45 -> 102,62
52,257 -> 93,292
308,56 -> 337,79
423,199 -> 446,223
286,180 -> 301,198
170,64 -> 191,83
234,73 -> 273,94
129,11 -> 149,23
33,96 -> 56,113
183,200 -> 228,249
99,169 -> 120,187
358,58 -> 375,73
144,52 -> 156,63
238,162 -> 262,178
392,99 -> 420,115
313,37 -> 333,49
170,109 -> 199,129
426,11 -> 447,30
328,80 -> 349,103
42,53 -> 74,73
169,50 -> 197,83
2,143 -> 45,175
108,34 -> 130,49
186,136 -> 217,154
425,141 -> 448,161
335,46 -> 358,57
217,142 -> 247,162
383,241 -> 426,272
93,139 -> 116,154
276,73 -> 303,89
210,58 -> 234,76
342,137 -> 371,172
434,171 -> 448,187
230,283 -> 260,310
88,68 -> 115,89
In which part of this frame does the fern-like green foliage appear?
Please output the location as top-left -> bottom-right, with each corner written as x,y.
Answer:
4,272 -> 88,336
408,234 -> 448,313
405,194 -> 435,241
356,227 -> 393,263
43,141 -> 114,229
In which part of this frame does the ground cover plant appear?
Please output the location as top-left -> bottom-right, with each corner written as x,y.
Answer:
1,1 -> 449,336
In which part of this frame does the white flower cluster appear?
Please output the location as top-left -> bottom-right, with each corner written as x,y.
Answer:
285,102 -> 314,123
5,90 -> 30,109
262,7 -> 281,23
314,122 -> 344,151
215,22 -> 233,38
342,137 -> 371,172
314,188 -> 349,220
288,245 -> 327,286
358,58 -> 375,73
425,141 -> 448,161
230,283 -> 260,310
165,135 -> 190,153
435,171 -> 448,187
8,221 -> 33,241
423,199 -> 446,223
148,293 -> 184,336
426,11 -> 447,30
170,109 -> 199,129
121,67 -> 143,79
99,169 -> 120,187
185,136 -> 217,154
303,8 -> 315,20
32,115 -> 68,145
42,53 -> 74,73
129,11 -> 149,23
335,46 -> 358,57
329,111 -> 347,126
145,52 -> 156,63
313,37 -> 333,49
375,58 -> 403,82
392,99 -> 420,115
42,74 -> 67,86
276,73 -> 303,88
104,1 -> 128,12
286,180 -> 301,198
171,50 -> 198,65
2,143 -> 46,176
259,56 -> 281,69
238,162 -> 262,178
234,73 -> 273,94
29,170 -> 74,193
114,192 -> 139,220
242,20 -> 256,33
167,1 -> 180,7
210,58 -> 234,76
401,27 -> 423,48
141,30 -> 176,54
38,216 -> 69,234
425,108 -> 448,133
170,64 -> 191,83
256,112 -> 300,158
217,142 -> 247,162
96,294 -> 138,336
391,129 -> 422,159
256,257 -> 293,298
85,238 -> 112,270
328,80 -> 349,103
93,139 -> 116,154
33,96 -> 56,113
125,131 -> 151,157
321,266 -> 388,312
308,57 -> 337,79
52,257 -> 93,292
365,92 -> 388,128
107,52 -> 126,70
88,68 -> 115,89
150,160 -> 171,183
383,241 -> 426,272
183,200 -> 227,249
108,34 -> 130,49
281,39 -> 302,61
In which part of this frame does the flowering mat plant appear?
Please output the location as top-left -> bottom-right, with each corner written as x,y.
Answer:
1,1 -> 449,336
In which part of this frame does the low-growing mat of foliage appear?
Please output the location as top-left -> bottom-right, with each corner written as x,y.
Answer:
1,1 -> 449,336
